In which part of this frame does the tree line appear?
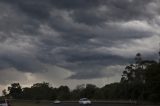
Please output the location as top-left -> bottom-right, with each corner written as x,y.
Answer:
1,53 -> 160,102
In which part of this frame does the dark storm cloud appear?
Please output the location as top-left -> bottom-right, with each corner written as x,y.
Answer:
0,54 -> 44,72
1,0 -> 51,19
36,46 -> 131,79
0,0 -> 159,80
70,0 -> 154,25
1,0 -> 155,23
64,51 -> 129,64
51,0 -> 101,10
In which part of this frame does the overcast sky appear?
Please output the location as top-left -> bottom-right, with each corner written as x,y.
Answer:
0,0 -> 160,95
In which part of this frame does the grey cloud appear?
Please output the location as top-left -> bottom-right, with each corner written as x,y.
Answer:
2,0 -> 157,25
0,49 -> 45,72
0,0 -> 159,80
50,0 -> 101,10
69,71 -> 106,79
68,64 -> 125,79
0,0 -> 51,20
70,0 -> 155,25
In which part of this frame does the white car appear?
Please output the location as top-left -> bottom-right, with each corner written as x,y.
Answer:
53,99 -> 61,104
79,98 -> 91,105
0,99 -> 10,106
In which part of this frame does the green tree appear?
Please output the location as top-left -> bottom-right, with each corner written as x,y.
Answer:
8,83 -> 22,99
30,82 -> 52,100
2,89 -> 7,97
121,53 -> 146,84
57,86 -> 70,100
84,84 -> 97,99
71,84 -> 85,100
145,63 -> 160,102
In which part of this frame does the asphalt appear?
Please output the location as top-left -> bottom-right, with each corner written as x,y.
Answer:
48,103 -> 155,106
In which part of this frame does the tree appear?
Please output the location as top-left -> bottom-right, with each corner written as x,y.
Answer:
71,84 -> 85,100
145,63 -> 160,102
135,53 -> 142,65
8,83 -> 22,99
2,89 -> 7,97
84,84 -> 97,99
120,53 -> 148,100
29,82 -> 53,100
121,53 -> 145,84
57,86 -> 70,100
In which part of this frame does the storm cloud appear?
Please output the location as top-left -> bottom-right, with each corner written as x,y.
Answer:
0,0 -> 160,88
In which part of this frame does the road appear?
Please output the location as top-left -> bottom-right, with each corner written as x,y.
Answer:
48,102 -> 156,106
11,100 -> 158,106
